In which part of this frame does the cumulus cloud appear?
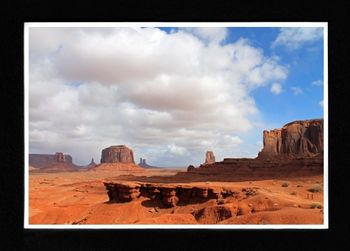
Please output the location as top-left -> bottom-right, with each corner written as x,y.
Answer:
312,79 -> 323,86
290,86 -> 303,95
270,83 -> 282,95
29,27 -> 288,165
182,27 -> 228,44
272,27 -> 323,49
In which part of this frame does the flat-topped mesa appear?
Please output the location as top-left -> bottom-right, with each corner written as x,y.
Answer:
258,119 -> 323,159
101,145 -> 135,163
29,153 -> 73,169
204,151 -> 216,165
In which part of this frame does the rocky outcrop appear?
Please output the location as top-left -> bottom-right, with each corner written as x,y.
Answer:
85,158 -> 97,169
187,165 -> 195,172
258,119 -> 323,159
101,145 -> 135,163
104,182 -> 237,208
138,158 -> 158,168
204,151 -> 215,165
29,153 -> 73,169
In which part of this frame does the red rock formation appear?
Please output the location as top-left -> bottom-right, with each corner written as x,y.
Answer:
29,153 -> 73,169
101,145 -> 135,163
104,182 -> 231,207
186,119 -> 324,178
258,119 -> 323,159
204,151 -> 215,165
29,152 -> 79,172
85,158 -> 97,169
187,165 -> 195,172
138,158 -> 158,168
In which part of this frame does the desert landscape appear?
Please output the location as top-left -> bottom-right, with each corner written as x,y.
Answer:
29,119 -> 324,225
27,25 -> 326,226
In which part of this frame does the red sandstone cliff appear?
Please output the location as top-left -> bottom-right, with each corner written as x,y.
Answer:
258,119 -> 323,159
188,119 -> 324,177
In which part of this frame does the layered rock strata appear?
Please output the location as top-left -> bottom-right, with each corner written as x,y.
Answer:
104,182 -> 242,208
258,119 -> 323,159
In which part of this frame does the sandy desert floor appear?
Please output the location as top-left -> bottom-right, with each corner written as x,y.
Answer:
29,169 -> 324,225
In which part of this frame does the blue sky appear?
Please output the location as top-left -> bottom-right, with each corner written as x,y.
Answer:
29,26 -> 325,166
162,27 -> 324,127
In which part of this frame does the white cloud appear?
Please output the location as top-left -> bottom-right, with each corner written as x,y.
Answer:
270,83 -> 282,95
319,100 -> 324,107
167,144 -> 190,156
272,27 -> 323,49
182,27 -> 228,44
29,27 -> 288,165
312,79 -> 323,86
290,86 -> 303,95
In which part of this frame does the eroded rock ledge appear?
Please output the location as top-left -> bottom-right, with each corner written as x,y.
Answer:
103,182 -> 249,208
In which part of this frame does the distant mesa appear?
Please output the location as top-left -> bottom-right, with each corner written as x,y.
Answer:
204,151 -> 215,165
29,152 -> 73,169
92,145 -> 143,172
101,145 -> 135,163
138,158 -> 159,168
29,152 -> 78,172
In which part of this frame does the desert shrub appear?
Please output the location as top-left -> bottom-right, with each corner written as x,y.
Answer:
310,203 -> 323,209
308,185 -> 323,193
281,182 -> 289,187
290,191 -> 297,195
297,184 -> 303,187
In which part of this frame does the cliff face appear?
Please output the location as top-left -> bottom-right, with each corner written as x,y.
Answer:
100,145 -> 135,163
29,152 -> 73,169
104,182 -> 235,207
258,119 -> 323,158
188,118 -> 324,177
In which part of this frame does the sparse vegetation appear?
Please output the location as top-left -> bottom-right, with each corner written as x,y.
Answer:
281,182 -> 289,187
297,184 -> 303,187
307,185 -> 323,193
310,203 -> 323,209
290,191 -> 297,196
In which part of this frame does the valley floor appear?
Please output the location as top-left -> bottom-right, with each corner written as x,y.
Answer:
28,169 -> 324,225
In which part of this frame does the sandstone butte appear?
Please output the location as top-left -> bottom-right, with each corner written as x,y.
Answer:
91,145 -> 144,171
138,158 -> 158,168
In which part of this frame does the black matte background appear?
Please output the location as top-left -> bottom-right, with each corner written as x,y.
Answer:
1,0 -> 349,250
